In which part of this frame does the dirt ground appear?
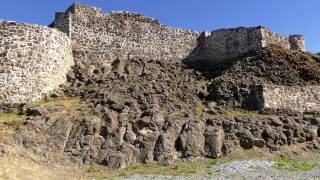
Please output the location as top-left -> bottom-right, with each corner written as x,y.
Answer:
0,146 -> 87,180
1,142 -> 320,180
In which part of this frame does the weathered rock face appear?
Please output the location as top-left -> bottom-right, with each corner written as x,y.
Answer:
0,20 -> 73,103
15,101 -> 320,169
15,56 -> 320,169
179,120 -> 206,158
63,56 -> 207,116
204,126 -> 225,158
154,118 -> 186,165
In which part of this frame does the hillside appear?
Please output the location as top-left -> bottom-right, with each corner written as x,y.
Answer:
0,3 -> 320,179
8,46 -> 320,169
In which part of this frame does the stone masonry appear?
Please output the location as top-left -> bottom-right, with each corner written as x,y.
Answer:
199,26 -> 305,63
253,85 -> 320,113
53,3 -> 200,67
53,4 -> 305,66
0,20 -> 73,103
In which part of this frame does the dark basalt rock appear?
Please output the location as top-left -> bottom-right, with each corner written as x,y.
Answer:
14,52 -> 320,169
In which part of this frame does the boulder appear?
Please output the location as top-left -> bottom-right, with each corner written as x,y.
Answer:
154,119 -> 186,165
204,126 -> 225,158
179,120 -> 205,158
102,109 -> 119,134
270,117 -> 284,127
253,139 -> 265,148
238,131 -> 254,149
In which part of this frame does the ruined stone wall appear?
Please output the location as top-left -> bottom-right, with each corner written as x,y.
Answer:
255,85 -> 320,113
289,35 -> 305,51
53,12 -> 72,37
198,27 -> 263,63
54,4 -> 200,67
198,26 -> 305,63
52,3 -> 306,66
0,21 -> 74,103
261,27 -> 291,49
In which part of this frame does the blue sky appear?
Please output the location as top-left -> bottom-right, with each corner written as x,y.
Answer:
0,0 -> 319,52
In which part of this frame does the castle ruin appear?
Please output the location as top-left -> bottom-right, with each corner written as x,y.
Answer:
52,3 -> 305,65
0,20 -> 73,103
0,3 -> 311,113
198,27 -> 305,62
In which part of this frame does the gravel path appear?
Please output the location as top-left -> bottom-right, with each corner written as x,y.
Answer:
118,160 -> 320,180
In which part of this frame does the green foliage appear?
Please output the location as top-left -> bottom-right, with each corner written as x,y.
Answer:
87,165 -> 100,173
7,108 -> 19,114
274,157 -> 318,171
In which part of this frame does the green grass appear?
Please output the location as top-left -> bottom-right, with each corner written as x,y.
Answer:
89,159 -> 250,179
31,97 -> 82,107
87,165 -> 100,173
195,101 -> 205,117
173,111 -> 188,118
110,159 -> 226,178
116,162 -> 198,177
274,157 -> 318,171
224,109 -> 258,118
0,108 -> 25,136
304,114 -> 320,121
0,97 -> 82,137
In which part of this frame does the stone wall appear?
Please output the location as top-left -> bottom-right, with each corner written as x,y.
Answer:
289,35 -> 305,51
198,27 -> 263,63
52,3 -> 306,66
53,3 -> 200,67
198,26 -> 305,63
0,20 -> 73,103
0,3 -> 307,104
53,12 -> 72,37
254,85 -> 320,113
261,27 -> 291,49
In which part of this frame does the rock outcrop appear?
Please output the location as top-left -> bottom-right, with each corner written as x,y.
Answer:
15,54 -> 320,168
